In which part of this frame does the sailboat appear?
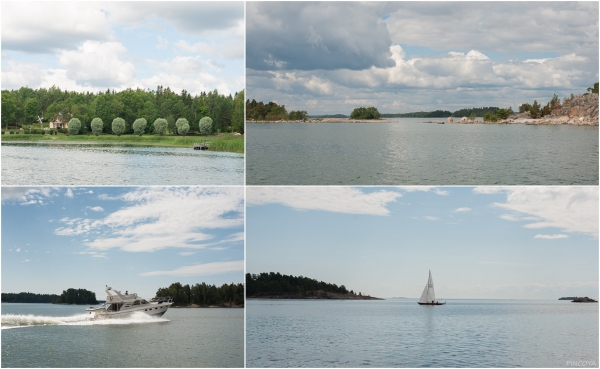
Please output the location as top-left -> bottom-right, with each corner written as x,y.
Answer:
418,270 -> 445,305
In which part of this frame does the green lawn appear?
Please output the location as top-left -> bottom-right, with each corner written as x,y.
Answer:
1,132 -> 244,153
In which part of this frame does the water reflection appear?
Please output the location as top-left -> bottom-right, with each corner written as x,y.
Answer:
2,142 -> 243,185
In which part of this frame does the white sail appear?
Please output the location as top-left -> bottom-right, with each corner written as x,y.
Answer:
419,270 -> 436,303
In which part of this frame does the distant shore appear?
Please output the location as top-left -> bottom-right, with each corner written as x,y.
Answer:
248,291 -> 383,300
249,118 -> 390,123
174,303 -> 244,308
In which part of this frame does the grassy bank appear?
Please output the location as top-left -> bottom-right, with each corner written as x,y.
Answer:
1,132 -> 244,153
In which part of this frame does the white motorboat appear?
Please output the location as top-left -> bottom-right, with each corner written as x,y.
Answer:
86,286 -> 173,319
417,270 -> 446,306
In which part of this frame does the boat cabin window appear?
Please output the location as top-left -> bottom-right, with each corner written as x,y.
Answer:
133,300 -> 140,305
141,299 -> 148,304
107,303 -> 123,311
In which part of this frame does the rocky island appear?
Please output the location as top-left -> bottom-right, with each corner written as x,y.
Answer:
429,88 -> 599,126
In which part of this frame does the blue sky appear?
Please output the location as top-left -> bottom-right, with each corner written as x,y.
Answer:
247,187 -> 598,300
246,2 -> 599,114
2,2 -> 244,95
2,187 -> 244,299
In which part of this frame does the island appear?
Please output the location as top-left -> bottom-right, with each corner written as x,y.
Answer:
246,272 -> 383,300
572,297 -> 598,303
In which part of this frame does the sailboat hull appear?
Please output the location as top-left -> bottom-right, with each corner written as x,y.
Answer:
418,301 -> 446,305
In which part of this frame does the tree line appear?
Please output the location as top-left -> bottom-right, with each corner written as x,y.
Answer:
54,288 -> 98,304
155,282 -> 244,307
1,85 -> 244,134
246,272 -> 364,297
1,288 -> 98,304
1,292 -> 60,303
246,100 -> 308,121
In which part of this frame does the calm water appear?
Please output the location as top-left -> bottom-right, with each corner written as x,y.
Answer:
246,120 -> 599,185
1,142 -> 244,185
1,303 -> 244,367
247,299 -> 599,367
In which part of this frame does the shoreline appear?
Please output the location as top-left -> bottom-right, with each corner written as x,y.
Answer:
249,118 -> 390,123
173,303 -> 244,308
247,291 -> 384,300
0,133 -> 244,153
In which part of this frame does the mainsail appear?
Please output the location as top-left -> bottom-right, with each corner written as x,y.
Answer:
419,270 -> 436,303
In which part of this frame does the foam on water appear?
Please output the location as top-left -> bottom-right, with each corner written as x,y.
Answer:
1,311 -> 168,329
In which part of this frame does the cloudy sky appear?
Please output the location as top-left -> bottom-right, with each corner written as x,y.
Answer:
1,2 -> 244,96
247,2 -> 599,114
2,187 -> 244,299
247,186 -> 598,299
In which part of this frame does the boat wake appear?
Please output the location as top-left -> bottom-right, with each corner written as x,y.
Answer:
1,312 -> 168,330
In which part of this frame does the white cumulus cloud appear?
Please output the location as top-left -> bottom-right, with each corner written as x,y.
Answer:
247,187 -> 402,216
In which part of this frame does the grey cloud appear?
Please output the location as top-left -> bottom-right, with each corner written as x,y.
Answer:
247,2 -> 395,71
385,2 -> 598,61
105,2 -> 244,36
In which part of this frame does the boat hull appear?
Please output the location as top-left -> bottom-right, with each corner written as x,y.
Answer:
90,303 -> 172,319
418,302 -> 446,305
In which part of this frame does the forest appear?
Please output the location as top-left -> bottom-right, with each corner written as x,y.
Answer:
1,292 -> 61,303
246,272 -> 362,297
54,288 -> 98,304
246,100 -> 308,121
155,282 -> 244,307
1,86 -> 245,134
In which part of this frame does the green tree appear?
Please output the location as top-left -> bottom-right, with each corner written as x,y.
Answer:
112,117 -> 126,136
350,107 -> 380,119
483,112 -> 499,122
68,118 -> 82,134
231,90 -> 244,133
91,118 -> 103,136
153,118 -> 168,136
587,82 -> 599,94
496,108 -> 511,120
175,118 -> 190,136
199,116 -> 213,135
518,103 -> 532,113
166,114 -> 176,135
132,118 -> 147,136
529,100 -> 541,118
24,97 -> 40,124
2,90 -> 17,130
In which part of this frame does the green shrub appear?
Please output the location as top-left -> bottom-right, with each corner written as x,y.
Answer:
133,118 -> 147,136
350,107 -> 380,120
175,118 -> 190,136
198,116 -> 213,135
112,117 -> 126,136
483,112 -> 499,122
153,118 -> 168,136
68,118 -> 82,135
9,131 -> 14,134
91,118 -> 103,136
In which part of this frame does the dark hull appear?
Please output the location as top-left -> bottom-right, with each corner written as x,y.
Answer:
418,302 -> 446,305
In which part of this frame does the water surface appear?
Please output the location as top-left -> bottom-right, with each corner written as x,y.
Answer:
2,142 -> 244,185
246,120 -> 599,185
2,303 -> 244,367
247,299 -> 598,367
